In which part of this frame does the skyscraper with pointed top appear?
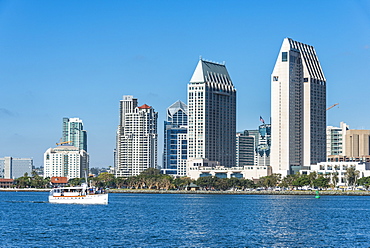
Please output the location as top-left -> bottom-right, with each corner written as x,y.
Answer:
271,38 -> 326,176
187,59 -> 236,167
163,100 -> 188,176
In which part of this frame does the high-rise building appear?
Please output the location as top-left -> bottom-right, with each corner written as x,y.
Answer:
256,124 -> 271,167
187,59 -> 236,167
271,38 -> 326,176
327,122 -> 349,157
115,95 -> 158,177
62,117 -> 87,152
237,124 -> 271,168
43,145 -> 88,179
236,131 -> 255,167
0,157 -> 33,179
163,100 -> 188,176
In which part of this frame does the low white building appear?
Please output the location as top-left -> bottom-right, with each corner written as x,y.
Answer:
300,161 -> 370,187
44,145 -> 89,179
186,158 -> 271,180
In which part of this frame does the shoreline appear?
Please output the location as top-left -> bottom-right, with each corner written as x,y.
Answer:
2,188 -> 370,196
108,189 -> 370,196
0,188 -> 50,192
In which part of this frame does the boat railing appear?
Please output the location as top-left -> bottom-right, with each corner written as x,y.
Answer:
51,186 -> 108,196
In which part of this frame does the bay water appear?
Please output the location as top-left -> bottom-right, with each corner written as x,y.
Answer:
1,192 -> 370,247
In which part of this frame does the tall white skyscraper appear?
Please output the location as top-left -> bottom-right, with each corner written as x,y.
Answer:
271,38 -> 326,176
115,95 -> 158,177
187,59 -> 236,167
62,117 -> 87,152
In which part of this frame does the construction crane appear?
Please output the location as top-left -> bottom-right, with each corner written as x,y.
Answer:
326,103 -> 339,111
56,140 -> 72,146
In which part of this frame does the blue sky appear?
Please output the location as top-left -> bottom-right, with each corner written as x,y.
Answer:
1,0 -> 369,168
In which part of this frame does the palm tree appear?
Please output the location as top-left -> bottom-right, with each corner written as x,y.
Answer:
331,172 -> 339,188
308,172 -> 317,187
346,166 -> 360,187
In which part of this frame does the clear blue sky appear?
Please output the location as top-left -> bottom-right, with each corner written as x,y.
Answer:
1,0 -> 369,168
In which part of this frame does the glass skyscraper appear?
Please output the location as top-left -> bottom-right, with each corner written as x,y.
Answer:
163,100 -> 188,176
188,59 -> 236,167
237,124 -> 271,168
62,117 -> 87,152
236,131 -> 255,167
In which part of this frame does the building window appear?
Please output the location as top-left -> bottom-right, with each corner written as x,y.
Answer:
273,76 -> 279,81
282,52 -> 288,62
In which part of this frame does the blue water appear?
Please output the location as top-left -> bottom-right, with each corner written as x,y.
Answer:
1,192 -> 370,247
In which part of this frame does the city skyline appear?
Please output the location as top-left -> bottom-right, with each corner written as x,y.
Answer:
1,1 -> 369,168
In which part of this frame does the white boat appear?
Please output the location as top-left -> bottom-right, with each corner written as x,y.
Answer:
48,183 -> 108,204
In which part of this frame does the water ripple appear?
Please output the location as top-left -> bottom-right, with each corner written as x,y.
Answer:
1,192 -> 370,247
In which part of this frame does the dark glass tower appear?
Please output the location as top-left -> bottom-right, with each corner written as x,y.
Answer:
163,100 -> 188,176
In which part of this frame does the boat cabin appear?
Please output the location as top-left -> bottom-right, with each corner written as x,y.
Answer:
50,187 -> 85,196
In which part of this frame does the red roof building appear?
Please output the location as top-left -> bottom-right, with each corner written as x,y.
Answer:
51,177 -> 68,186
0,179 -> 14,188
138,104 -> 151,109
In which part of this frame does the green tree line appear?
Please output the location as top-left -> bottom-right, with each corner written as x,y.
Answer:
10,166 -> 367,190
14,171 -> 50,188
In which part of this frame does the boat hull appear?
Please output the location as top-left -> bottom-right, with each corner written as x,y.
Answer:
48,194 -> 108,204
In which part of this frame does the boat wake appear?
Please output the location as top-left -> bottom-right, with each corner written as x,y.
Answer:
5,200 -> 48,204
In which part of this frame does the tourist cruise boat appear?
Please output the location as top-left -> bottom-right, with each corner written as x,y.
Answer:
48,183 -> 108,204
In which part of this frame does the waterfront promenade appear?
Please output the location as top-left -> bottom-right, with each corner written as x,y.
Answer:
109,189 -> 370,196
2,188 -> 370,196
